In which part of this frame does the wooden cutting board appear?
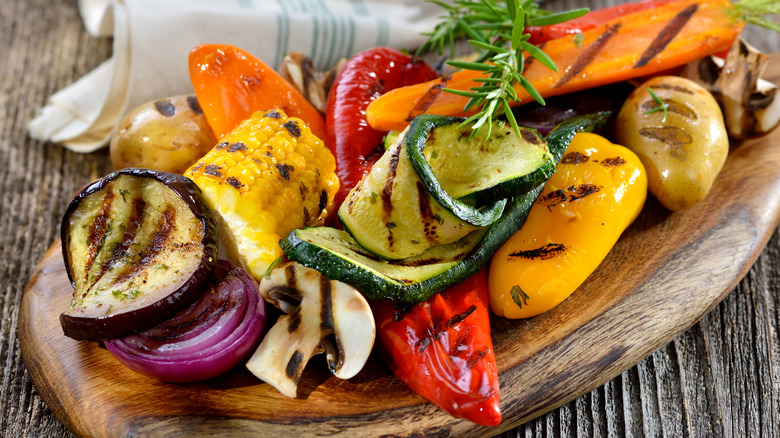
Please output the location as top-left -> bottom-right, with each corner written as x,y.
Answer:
19,57 -> 780,437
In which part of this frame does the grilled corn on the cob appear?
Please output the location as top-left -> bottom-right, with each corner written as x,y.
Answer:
185,109 -> 339,280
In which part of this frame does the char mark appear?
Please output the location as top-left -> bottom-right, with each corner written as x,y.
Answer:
84,190 -> 115,285
405,77 -> 449,122
556,24 -> 619,88
113,206 -> 176,284
509,243 -> 567,260
634,4 -> 698,68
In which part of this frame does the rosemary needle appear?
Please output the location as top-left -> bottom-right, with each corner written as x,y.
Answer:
645,88 -> 670,123
417,0 -> 588,139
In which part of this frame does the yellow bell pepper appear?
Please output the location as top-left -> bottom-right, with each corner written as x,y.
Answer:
489,132 -> 647,319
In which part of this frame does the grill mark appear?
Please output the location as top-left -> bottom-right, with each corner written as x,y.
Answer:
650,83 -> 695,95
318,190 -> 328,215
319,274 -> 334,333
568,183 -> 602,201
539,189 -> 568,211
286,350 -> 304,382
287,308 -> 302,333
555,24 -> 619,88
641,97 -> 697,119
226,176 -> 244,188
84,190 -> 115,284
520,128 -> 541,145
601,157 -> 627,167
382,145 -> 402,249
276,163 -> 292,180
509,243 -> 567,260
285,263 -> 297,291
216,141 -> 248,152
187,95 -> 204,114
561,152 -> 589,165
405,77 -> 449,122
539,184 -> 602,210
87,197 -> 146,291
113,206 -> 176,284
416,181 -> 437,245
446,305 -> 477,328
154,99 -> 176,117
634,4 -> 698,68
204,164 -> 222,177
283,120 -> 302,138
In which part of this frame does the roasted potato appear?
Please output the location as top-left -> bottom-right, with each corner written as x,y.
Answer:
110,95 -> 217,174
615,76 -> 728,211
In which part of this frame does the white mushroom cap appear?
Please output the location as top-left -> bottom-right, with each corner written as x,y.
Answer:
245,262 -> 375,398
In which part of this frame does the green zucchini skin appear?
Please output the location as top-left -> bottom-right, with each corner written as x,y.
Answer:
282,112 -> 612,304
406,115 -> 554,220
339,114 -> 554,260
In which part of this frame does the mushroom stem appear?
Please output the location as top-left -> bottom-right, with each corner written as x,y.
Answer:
246,262 -> 375,398
679,38 -> 780,140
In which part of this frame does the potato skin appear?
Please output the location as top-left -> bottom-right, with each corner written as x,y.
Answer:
615,76 -> 728,211
110,95 -> 217,174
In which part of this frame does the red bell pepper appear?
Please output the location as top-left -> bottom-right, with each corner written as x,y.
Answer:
525,0 -> 678,44
373,268 -> 501,426
325,47 -> 438,208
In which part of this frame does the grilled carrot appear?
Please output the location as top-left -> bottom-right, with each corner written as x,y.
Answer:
365,0 -> 744,132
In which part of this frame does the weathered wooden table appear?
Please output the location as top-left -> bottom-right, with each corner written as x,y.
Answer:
2,0 -> 779,437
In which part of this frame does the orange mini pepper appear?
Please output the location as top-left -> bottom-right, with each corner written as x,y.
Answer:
489,132 -> 647,319
188,44 -> 327,141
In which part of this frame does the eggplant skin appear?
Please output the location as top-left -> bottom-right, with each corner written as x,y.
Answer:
60,168 -> 218,341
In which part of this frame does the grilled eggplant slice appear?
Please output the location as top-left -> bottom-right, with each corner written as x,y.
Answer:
60,168 -> 218,340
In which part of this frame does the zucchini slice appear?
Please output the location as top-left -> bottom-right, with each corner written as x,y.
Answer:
284,112 -> 612,303
339,115 -> 552,260
409,114 -> 554,208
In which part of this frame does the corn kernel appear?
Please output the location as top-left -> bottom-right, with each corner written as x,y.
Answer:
185,109 -> 339,280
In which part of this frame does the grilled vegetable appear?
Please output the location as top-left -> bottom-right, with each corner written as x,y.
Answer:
110,95 -> 217,174
615,76 -> 728,211
326,47 -> 439,208
373,267 -> 501,426
60,168 -> 218,340
339,114 -> 553,260
282,112 -> 611,304
680,38 -> 780,139
188,44 -> 327,141
104,260 -> 266,382
184,109 -> 339,281
489,132 -> 647,318
524,0 -> 677,44
278,52 -> 346,114
366,0 -> 744,132
246,262 -> 375,397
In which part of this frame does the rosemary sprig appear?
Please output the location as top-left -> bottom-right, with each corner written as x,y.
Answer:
645,88 -> 669,122
734,0 -> 780,33
417,0 -> 588,138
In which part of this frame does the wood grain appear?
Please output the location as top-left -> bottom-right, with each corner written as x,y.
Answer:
17,57 -> 780,437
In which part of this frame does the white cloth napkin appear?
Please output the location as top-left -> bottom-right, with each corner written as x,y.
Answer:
28,0 -> 441,153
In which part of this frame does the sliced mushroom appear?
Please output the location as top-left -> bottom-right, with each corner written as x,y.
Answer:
679,38 -> 780,140
245,262 -> 375,397
278,52 -> 347,113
